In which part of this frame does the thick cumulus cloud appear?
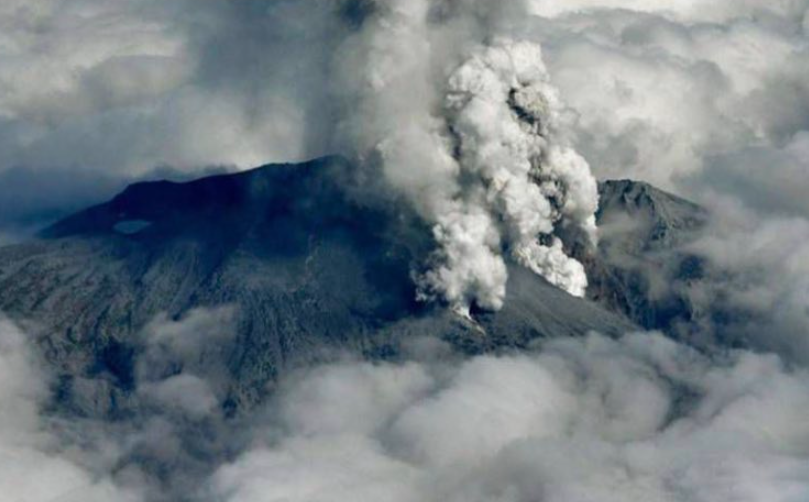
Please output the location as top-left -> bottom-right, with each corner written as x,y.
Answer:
5,0 -> 806,207
526,0 -> 809,196
210,332 -> 809,502
0,0 -> 334,174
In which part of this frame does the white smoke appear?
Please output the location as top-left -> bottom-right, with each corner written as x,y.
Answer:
441,39 -> 598,299
334,1 -> 599,313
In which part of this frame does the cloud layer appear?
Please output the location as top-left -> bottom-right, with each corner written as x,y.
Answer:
6,308 -> 809,502
4,1 -> 805,205
529,0 -> 809,196
207,332 -> 809,502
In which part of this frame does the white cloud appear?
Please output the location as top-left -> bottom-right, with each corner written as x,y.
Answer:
211,332 -> 809,502
4,306 -> 809,502
0,316 -> 142,502
526,1 -> 809,194
0,1 -> 338,177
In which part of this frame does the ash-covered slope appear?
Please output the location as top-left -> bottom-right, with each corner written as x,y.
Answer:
0,156 -> 635,414
582,179 -> 709,341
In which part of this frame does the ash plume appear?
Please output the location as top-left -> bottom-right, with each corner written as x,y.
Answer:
332,0 -> 599,313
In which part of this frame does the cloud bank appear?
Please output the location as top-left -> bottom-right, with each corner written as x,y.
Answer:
529,0 -> 809,199
207,332 -> 809,502
6,308 -> 809,502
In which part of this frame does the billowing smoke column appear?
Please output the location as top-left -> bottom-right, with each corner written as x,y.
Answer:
333,0 -> 599,314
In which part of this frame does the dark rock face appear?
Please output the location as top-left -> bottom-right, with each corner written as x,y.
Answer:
581,179 -> 711,344
0,156 -> 637,414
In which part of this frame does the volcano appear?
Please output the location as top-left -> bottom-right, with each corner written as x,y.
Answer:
0,156 -> 705,414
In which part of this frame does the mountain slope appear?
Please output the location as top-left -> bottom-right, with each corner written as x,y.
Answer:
0,157 -> 637,414
582,179 -> 709,340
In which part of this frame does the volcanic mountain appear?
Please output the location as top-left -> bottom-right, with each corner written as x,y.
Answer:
0,156 -> 704,414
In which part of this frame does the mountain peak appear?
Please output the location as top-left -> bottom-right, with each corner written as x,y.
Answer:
42,156 -> 353,240
598,178 -> 707,250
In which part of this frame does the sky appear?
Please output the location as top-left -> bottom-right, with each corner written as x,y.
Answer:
2,1 -> 809,501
